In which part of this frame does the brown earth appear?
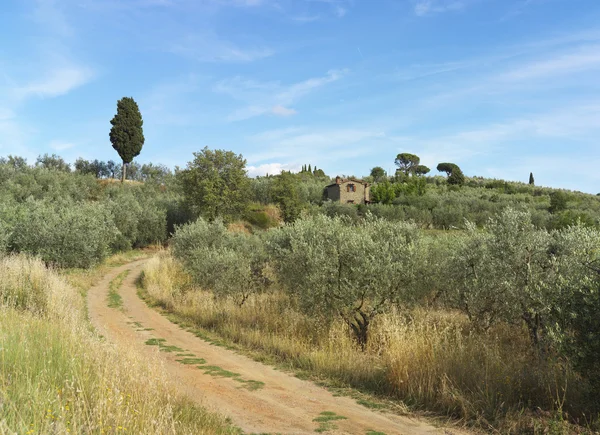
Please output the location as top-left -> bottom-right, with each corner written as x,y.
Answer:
87,260 -> 470,435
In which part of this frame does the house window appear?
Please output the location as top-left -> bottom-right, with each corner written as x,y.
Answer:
346,184 -> 356,192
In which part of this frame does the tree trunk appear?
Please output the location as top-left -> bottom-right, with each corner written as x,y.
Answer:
347,311 -> 370,351
522,311 -> 542,350
121,162 -> 127,183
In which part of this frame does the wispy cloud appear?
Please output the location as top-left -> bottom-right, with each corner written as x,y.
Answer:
13,66 -> 95,100
498,45 -> 600,82
390,104 -> 600,174
303,0 -> 352,18
272,105 -> 298,116
413,0 -> 467,16
245,126 -> 386,166
215,69 -> 347,121
247,162 -> 302,177
170,33 -> 273,62
49,140 -> 77,151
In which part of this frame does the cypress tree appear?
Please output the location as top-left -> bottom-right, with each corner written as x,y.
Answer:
529,172 -> 535,185
308,164 -> 312,173
110,97 -> 144,182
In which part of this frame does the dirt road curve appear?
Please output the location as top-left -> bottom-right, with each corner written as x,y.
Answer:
87,260 -> 467,435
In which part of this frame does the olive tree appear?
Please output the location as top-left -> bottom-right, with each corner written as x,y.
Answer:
187,235 -> 271,306
171,219 -> 270,306
171,218 -> 229,262
447,209 -> 556,346
549,225 -> 600,387
10,200 -> 118,268
267,214 -> 420,349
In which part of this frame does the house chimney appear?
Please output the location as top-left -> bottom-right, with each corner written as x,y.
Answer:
335,176 -> 341,184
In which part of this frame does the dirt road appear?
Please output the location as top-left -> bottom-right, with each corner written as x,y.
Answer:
87,260 -> 466,435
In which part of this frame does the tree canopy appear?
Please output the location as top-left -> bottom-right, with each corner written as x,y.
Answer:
109,97 -> 145,182
394,153 -> 421,176
178,147 -> 250,222
436,162 -> 465,186
370,166 -> 386,181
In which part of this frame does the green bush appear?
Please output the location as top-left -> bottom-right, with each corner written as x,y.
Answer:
9,200 -> 118,268
171,218 -> 229,262
0,221 -> 9,255
267,214 -> 421,347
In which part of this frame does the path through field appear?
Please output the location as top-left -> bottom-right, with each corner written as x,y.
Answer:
87,260 -> 468,435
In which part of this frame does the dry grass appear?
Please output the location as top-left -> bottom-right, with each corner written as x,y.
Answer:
142,251 -> 595,433
0,254 -> 238,435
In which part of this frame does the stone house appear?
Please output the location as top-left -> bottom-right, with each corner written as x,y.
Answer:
324,176 -> 370,204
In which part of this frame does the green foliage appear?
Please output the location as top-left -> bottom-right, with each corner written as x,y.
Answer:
172,218 -> 271,305
369,166 -> 386,182
0,158 -> 178,266
436,162 -> 458,175
370,181 -> 396,205
0,221 -> 9,255
549,191 -> 569,213
271,171 -> 305,223
171,218 -> 229,260
529,172 -> 535,185
244,204 -> 280,229
549,226 -> 600,390
447,166 -> 465,186
447,209 -> 554,341
267,215 -> 420,347
437,162 -> 465,186
36,154 -> 71,172
109,97 -> 145,180
394,153 -> 420,175
444,208 -> 600,390
548,210 -> 597,230
414,165 -> 430,175
9,201 -> 118,268
178,147 -> 250,222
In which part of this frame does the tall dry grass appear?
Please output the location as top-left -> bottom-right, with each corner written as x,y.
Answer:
0,254 -> 237,434
142,251 -> 590,432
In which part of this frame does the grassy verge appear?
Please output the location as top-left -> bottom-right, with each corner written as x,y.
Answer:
0,254 -> 239,434
107,269 -> 130,309
140,252 -> 597,434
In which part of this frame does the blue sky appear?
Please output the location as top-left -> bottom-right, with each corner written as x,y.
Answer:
1,0 -> 600,192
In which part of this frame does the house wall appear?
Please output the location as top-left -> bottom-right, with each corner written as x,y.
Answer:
338,181 -> 369,204
326,185 -> 341,201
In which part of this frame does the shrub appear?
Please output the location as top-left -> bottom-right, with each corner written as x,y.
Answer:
9,200 -> 118,268
267,214 -> 421,348
171,218 -> 229,262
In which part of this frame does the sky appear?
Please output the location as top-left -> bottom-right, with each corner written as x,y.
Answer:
1,0 -> 600,192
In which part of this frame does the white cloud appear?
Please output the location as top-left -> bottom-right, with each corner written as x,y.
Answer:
246,127 -> 386,164
414,0 -> 466,16
13,66 -> 95,100
247,162 -> 301,177
390,104 -> 600,173
49,140 -> 76,151
499,45 -> 600,82
215,69 -> 347,121
170,33 -> 273,63
271,105 -> 297,116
